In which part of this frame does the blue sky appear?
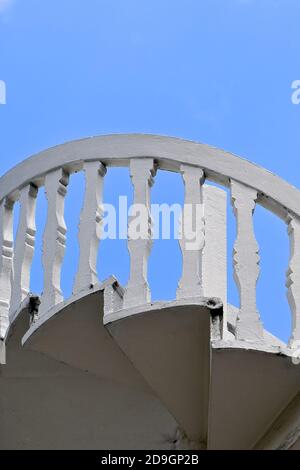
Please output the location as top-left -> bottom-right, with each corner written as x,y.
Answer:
1,0 -> 299,342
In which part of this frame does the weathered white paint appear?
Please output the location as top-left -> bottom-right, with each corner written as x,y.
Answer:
202,185 -> 228,336
73,161 -> 106,294
38,169 -> 69,319
22,276 -> 119,344
12,286 -> 299,450
0,134 -> 299,349
177,165 -> 204,300
0,135 -> 298,220
286,214 -> 300,347
9,184 -> 38,321
231,180 -> 264,341
123,158 -> 156,309
104,280 -> 124,316
104,293 -> 223,327
1,134 -> 300,451
0,198 -> 14,339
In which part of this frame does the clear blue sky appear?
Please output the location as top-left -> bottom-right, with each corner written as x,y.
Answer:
1,0 -> 299,342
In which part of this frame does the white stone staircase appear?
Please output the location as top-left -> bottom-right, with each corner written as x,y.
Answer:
0,134 -> 300,449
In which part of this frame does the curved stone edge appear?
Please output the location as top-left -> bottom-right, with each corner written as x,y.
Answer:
103,295 -> 223,326
21,275 -> 118,346
0,294 -> 37,364
104,293 -> 297,359
104,295 -> 225,351
0,134 -> 299,219
211,339 -> 296,358
9,279 -> 296,361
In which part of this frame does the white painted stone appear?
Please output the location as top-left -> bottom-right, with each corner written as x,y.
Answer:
104,280 -> 124,316
123,158 -> 156,309
202,185 -> 228,337
231,180 -> 264,341
0,198 -> 14,339
73,161 -> 106,294
0,134 -> 299,352
38,169 -> 69,319
286,213 -> 300,347
9,184 -> 38,321
176,165 -> 205,300
1,135 -> 299,221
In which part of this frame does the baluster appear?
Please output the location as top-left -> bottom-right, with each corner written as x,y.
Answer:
123,158 -> 156,309
39,169 -> 69,319
73,161 -> 106,294
0,198 -> 14,338
10,184 -> 38,321
286,213 -> 300,347
176,165 -> 205,300
231,180 -> 263,341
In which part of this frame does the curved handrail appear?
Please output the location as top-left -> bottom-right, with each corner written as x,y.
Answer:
0,134 -> 299,219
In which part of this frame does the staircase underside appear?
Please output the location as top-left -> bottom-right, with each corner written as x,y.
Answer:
1,287 -> 300,450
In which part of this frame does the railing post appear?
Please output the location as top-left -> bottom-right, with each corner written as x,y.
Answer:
286,213 -> 300,348
202,184 -> 228,336
176,165 -> 205,300
0,198 -> 14,338
231,180 -> 264,341
10,184 -> 38,321
39,169 -> 69,319
123,158 -> 156,309
73,161 -> 106,294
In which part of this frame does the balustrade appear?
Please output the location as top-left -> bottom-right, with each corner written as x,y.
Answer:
10,184 -> 38,321
0,135 -> 298,351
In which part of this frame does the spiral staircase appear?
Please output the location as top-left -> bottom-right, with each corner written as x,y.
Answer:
0,134 -> 299,449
